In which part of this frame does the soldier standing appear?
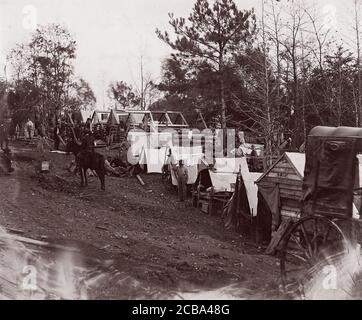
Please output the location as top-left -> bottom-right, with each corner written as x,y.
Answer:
173,159 -> 188,202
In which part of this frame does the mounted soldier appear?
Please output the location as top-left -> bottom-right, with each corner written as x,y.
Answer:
80,128 -> 95,154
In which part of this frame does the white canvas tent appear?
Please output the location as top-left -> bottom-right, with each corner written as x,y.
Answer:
80,110 -> 94,123
284,152 -> 305,177
91,110 -> 110,127
148,131 -> 174,149
213,157 -> 248,174
207,172 -> 237,192
196,157 -> 246,192
239,143 -> 264,156
107,109 -> 128,127
126,131 -> 148,165
139,147 -> 169,173
244,172 -> 262,217
196,157 -> 261,216
167,146 -> 204,185
70,110 -> 94,124
127,130 -> 175,167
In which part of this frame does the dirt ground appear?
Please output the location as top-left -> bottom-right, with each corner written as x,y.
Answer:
0,140 -> 283,299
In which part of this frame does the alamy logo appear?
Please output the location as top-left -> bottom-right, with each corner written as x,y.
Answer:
322,265 -> 337,290
322,4 -> 337,31
22,265 -> 37,291
22,5 -> 37,30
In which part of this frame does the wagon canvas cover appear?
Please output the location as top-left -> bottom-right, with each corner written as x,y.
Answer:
303,127 -> 360,217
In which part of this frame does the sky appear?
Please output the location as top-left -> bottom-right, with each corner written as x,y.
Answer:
0,0 -> 356,109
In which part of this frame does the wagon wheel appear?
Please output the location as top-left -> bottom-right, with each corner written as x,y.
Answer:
280,214 -> 348,293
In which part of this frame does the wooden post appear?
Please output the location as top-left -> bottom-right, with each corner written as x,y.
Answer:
58,134 -> 66,147
208,187 -> 214,215
235,173 -> 240,232
265,219 -> 293,255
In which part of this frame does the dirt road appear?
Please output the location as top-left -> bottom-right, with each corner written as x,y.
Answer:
0,141 -> 281,299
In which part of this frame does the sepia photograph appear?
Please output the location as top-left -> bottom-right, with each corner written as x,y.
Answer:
0,0 -> 362,304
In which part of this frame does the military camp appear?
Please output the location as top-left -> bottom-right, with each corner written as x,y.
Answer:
2,0 -> 362,302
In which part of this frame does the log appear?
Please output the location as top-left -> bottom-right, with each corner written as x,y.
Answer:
136,174 -> 145,186
0,233 -> 80,252
95,225 -> 108,231
5,227 -> 24,235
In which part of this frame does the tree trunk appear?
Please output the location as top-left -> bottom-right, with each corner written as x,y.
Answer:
355,0 -> 362,126
292,56 -> 300,148
220,76 -> 227,129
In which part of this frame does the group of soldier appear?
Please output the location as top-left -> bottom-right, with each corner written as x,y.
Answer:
1,114 -> 192,202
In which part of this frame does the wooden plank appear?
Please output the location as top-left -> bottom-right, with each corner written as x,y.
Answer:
281,205 -> 301,212
58,134 -> 66,147
261,176 -> 302,185
281,209 -> 301,219
278,184 -> 302,191
275,162 -> 294,169
281,204 -> 299,212
265,219 -> 294,255
201,202 -> 209,213
270,167 -> 296,174
281,198 -> 302,208
279,186 -> 303,193
279,193 -> 303,201
279,192 -> 303,199
280,196 -> 302,202
275,173 -> 301,180
279,189 -> 303,197
267,173 -> 300,180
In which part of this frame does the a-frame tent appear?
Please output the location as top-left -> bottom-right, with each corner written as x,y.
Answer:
107,109 -> 128,127
126,110 -> 153,131
91,110 -> 111,128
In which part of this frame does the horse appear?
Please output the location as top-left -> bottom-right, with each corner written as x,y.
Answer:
66,126 -> 106,190
76,150 -> 105,191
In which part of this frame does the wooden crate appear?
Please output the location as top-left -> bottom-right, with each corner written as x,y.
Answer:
200,201 -> 209,214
